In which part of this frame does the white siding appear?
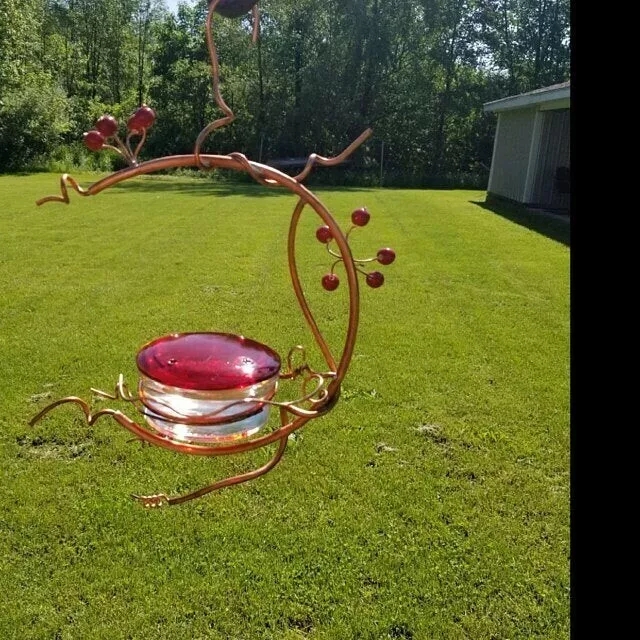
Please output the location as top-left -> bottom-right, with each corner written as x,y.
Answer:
487,108 -> 537,203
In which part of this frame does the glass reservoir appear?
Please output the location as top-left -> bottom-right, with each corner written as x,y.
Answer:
136,332 -> 281,443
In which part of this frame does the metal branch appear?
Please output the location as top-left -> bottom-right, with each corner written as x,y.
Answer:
292,128 -> 373,182
132,434 -> 288,508
35,174 -> 93,206
29,396 -> 118,427
194,0 -> 236,168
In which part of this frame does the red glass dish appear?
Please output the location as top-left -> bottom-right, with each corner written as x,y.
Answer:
136,332 -> 281,391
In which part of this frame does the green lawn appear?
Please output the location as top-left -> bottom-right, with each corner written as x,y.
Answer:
0,172 -> 570,639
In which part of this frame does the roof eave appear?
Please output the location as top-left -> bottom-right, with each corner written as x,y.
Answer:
483,86 -> 570,113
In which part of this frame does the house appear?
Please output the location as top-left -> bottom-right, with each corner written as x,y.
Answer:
483,81 -> 570,213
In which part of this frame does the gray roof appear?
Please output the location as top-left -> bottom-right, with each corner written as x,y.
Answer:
484,81 -> 570,113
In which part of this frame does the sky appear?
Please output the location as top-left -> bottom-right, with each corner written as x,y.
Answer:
165,0 -> 193,14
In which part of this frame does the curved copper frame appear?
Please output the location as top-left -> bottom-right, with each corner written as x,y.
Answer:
30,0 -> 385,508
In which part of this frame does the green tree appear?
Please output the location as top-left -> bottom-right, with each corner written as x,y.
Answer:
0,0 -> 42,90
0,0 -> 71,172
480,0 -> 570,93
1,0 -> 570,180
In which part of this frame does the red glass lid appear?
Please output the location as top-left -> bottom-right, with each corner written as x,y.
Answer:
136,332 -> 281,391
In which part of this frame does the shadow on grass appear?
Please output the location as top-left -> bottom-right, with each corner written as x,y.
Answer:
109,176 -> 377,198
110,179 -> 283,198
471,198 -> 570,247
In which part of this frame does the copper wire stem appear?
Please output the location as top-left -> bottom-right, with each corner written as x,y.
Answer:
193,0 -> 236,167
293,128 -> 373,182
133,435 -> 289,508
111,134 -> 135,164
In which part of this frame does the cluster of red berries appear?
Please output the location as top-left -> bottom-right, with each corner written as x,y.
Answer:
317,207 -> 396,291
83,105 -> 156,152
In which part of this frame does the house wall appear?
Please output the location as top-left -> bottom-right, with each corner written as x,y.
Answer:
487,108 -> 537,203
531,109 -> 570,210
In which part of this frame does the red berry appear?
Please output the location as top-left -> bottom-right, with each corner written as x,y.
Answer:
351,207 -> 370,227
377,248 -> 396,265
127,114 -> 141,134
83,130 -> 105,152
128,105 -> 156,131
127,114 -> 140,134
322,273 -> 340,291
365,271 -> 384,288
95,115 -> 118,138
316,225 -> 333,243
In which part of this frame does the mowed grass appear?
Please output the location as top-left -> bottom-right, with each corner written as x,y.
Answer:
0,173 -> 569,639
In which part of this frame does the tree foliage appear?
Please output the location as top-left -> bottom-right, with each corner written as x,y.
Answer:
0,0 -> 570,184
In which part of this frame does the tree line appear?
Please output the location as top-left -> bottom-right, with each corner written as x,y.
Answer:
0,0 -> 569,187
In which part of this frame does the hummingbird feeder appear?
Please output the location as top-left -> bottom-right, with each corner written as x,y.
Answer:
30,0 -> 396,508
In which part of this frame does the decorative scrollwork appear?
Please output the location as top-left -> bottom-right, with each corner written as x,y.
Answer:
35,173 -> 93,206
315,207 -> 396,291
